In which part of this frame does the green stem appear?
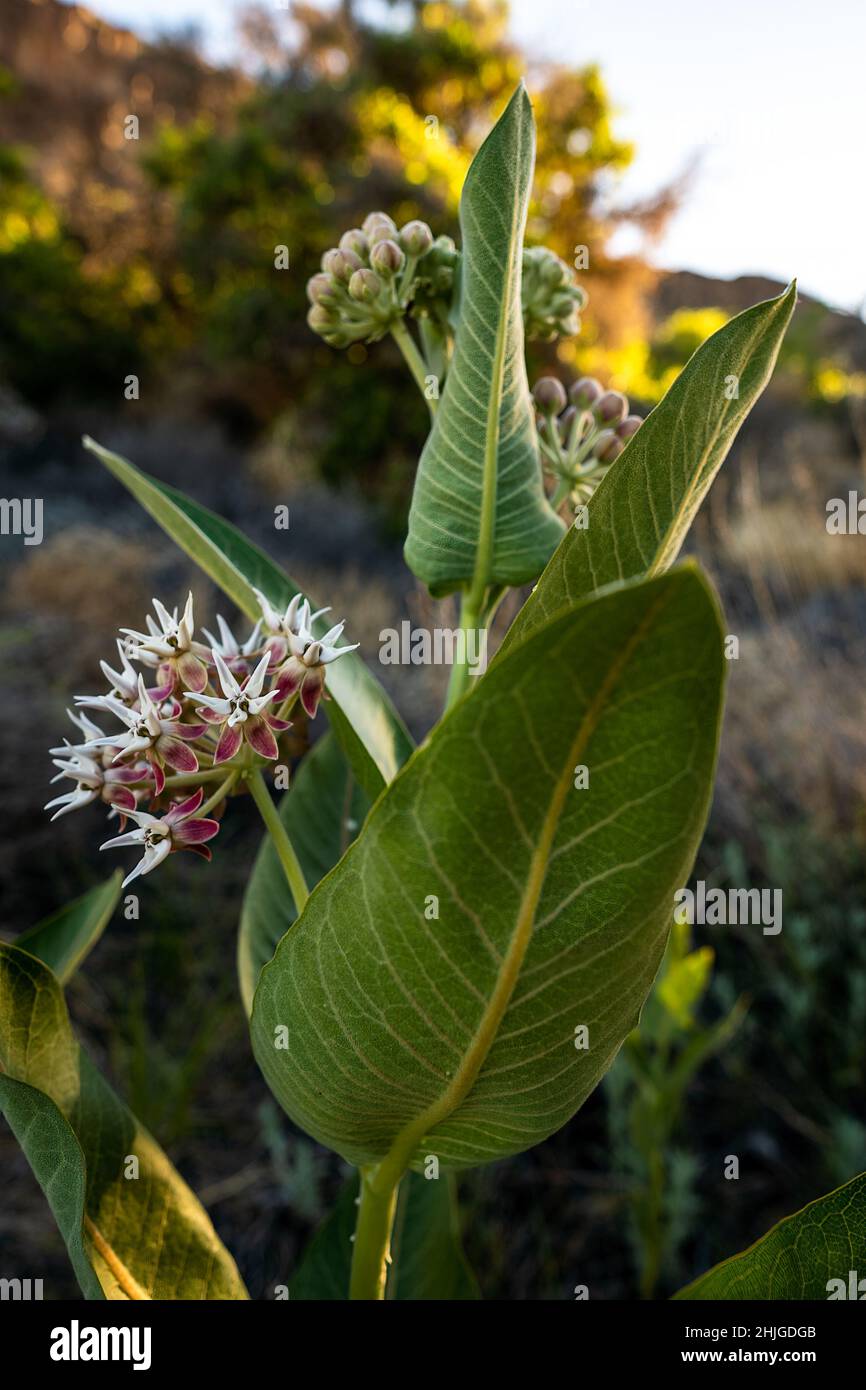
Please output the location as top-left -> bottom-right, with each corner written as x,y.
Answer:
247,769 -> 308,917
390,319 -> 436,419
349,1164 -> 403,1300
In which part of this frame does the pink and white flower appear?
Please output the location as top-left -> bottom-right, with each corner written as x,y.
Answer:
121,593 -> 210,694
79,675 -> 206,795
44,749 -> 145,821
200,614 -> 262,679
273,603 -> 358,717
99,787 -> 220,886
190,651 -> 289,764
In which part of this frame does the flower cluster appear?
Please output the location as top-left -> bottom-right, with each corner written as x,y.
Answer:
521,246 -> 586,341
46,590 -> 357,886
532,375 -> 642,506
307,212 -> 587,354
306,213 -> 436,348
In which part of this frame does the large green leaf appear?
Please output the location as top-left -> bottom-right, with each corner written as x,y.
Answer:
404,84 -> 564,596
500,283 -> 796,654
238,733 -> 369,1016
251,565 -> 725,1171
0,944 -> 247,1299
291,1171 -> 479,1300
675,1171 -> 866,1300
83,437 -> 413,800
14,873 -> 121,985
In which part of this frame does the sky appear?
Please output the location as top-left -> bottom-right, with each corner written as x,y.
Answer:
79,0 -> 866,315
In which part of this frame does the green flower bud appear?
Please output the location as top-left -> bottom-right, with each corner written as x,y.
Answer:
617,414 -> 643,440
339,228 -> 369,259
522,245 -> 586,341
569,377 -> 602,410
348,268 -> 383,303
532,376 -> 567,415
307,304 -> 338,333
558,404 -> 577,440
399,220 -> 434,256
594,390 -> 629,426
370,239 -> 406,276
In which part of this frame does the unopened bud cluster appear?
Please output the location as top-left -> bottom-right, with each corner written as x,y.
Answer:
521,246 -> 586,341
533,375 -> 642,504
307,213 -> 436,347
307,214 -> 587,352
46,591 -> 357,886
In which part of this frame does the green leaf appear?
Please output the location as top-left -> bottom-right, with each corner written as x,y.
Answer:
291,1171 -> 479,1300
251,565 -> 725,1170
238,734 -> 369,1016
500,282 -> 796,654
0,944 -> 248,1299
14,873 -> 121,985
83,437 -> 413,800
674,1171 -> 866,1299
404,84 -> 564,597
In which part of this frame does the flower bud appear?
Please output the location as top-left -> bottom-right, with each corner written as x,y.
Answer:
307,305 -> 337,333
339,228 -> 369,259
399,220 -> 434,256
569,377 -> 602,410
362,212 -> 397,238
617,414 -> 643,440
348,268 -> 382,303
306,273 -> 338,306
532,376 -> 567,415
322,248 -> 362,282
594,429 -> 624,464
594,390 -> 629,426
558,405 -> 577,440
370,238 -> 406,276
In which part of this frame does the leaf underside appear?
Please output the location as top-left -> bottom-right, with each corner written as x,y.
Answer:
252,566 -> 725,1171
675,1170 -> 866,1299
404,85 -> 564,595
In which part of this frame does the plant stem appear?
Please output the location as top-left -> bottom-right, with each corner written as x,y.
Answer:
246,769 -> 308,917
390,319 -> 436,419
444,591 -> 481,711
199,771 -> 238,817
349,1164 -> 402,1300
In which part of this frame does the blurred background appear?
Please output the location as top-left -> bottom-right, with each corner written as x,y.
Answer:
1,0 -> 865,1299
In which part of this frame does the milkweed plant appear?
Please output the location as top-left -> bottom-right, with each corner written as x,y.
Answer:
6,83 -> 861,1304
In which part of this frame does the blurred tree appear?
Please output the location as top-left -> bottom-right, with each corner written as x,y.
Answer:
140,0 -> 665,503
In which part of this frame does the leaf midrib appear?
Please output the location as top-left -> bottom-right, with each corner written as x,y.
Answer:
372,590 -> 671,1189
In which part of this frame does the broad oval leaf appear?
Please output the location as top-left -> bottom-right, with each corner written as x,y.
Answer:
252,565 -> 725,1171
0,944 -> 247,1300
238,733 -> 369,1015
404,84 -> 564,596
83,437 -> 413,799
291,1171 -> 479,1300
500,282 -> 796,654
14,873 -> 121,985
674,1171 -> 866,1300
